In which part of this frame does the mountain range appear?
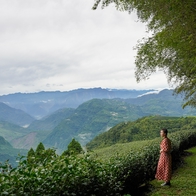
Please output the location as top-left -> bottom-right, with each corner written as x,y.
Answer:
0,88 -> 152,119
0,88 -> 196,156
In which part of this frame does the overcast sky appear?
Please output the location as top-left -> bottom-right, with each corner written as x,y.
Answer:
0,0 -> 170,95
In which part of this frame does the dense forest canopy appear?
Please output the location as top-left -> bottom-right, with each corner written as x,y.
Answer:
93,0 -> 196,108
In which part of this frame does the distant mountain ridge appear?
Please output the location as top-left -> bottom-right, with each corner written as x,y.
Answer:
124,89 -> 194,116
0,88 -> 196,154
0,88 -> 153,119
0,102 -> 35,126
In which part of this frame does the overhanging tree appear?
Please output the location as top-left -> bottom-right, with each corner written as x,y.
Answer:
93,0 -> 196,108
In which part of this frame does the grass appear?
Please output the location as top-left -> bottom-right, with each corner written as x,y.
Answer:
149,146 -> 196,196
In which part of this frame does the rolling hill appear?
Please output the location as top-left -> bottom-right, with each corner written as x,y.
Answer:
43,98 -> 147,152
86,116 -> 196,150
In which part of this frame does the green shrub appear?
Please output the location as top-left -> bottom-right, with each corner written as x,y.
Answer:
0,129 -> 196,195
0,154 -> 127,195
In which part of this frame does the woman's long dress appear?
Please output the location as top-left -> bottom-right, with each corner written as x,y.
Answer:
155,137 -> 172,182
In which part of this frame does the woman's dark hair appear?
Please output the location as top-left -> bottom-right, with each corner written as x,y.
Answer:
161,128 -> 168,135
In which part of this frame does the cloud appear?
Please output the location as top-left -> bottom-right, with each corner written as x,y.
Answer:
0,0 -> 170,95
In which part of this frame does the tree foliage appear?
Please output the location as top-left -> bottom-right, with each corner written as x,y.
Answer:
35,142 -> 45,154
1,130 -> 196,195
27,148 -> 35,165
27,143 -> 57,166
93,0 -> 196,108
62,138 -> 84,156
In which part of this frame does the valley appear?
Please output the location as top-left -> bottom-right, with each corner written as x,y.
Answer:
0,88 -> 196,165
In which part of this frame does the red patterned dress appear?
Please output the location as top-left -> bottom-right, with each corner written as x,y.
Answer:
155,137 -> 172,182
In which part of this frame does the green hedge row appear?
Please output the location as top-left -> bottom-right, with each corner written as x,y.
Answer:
121,129 -> 196,194
0,154 -> 126,195
0,130 -> 196,195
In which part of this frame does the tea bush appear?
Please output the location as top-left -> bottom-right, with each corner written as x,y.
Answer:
0,129 -> 196,195
0,154 -> 127,195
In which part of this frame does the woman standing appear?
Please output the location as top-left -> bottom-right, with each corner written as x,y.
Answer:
155,128 -> 172,186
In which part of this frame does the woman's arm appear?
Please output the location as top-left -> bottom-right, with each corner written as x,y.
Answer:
161,138 -> 171,153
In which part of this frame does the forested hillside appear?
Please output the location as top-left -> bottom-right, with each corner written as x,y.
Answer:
27,108 -> 75,132
86,116 -> 196,150
43,99 -> 146,152
124,89 -> 196,116
42,90 -> 196,152
0,89 -> 196,153
9,108 -> 76,150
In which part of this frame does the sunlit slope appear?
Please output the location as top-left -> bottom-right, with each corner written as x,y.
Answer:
86,116 -> 196,150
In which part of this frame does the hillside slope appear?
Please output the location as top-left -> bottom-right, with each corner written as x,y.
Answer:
0,135 -> 27,167
10,108 -> 75,150
0,120 -> 30,144
43,99 -> 146,152
27,108 -> 75,132
86,116 -> 196,149
125,89 -> 196,116
0,102 -> 35,126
